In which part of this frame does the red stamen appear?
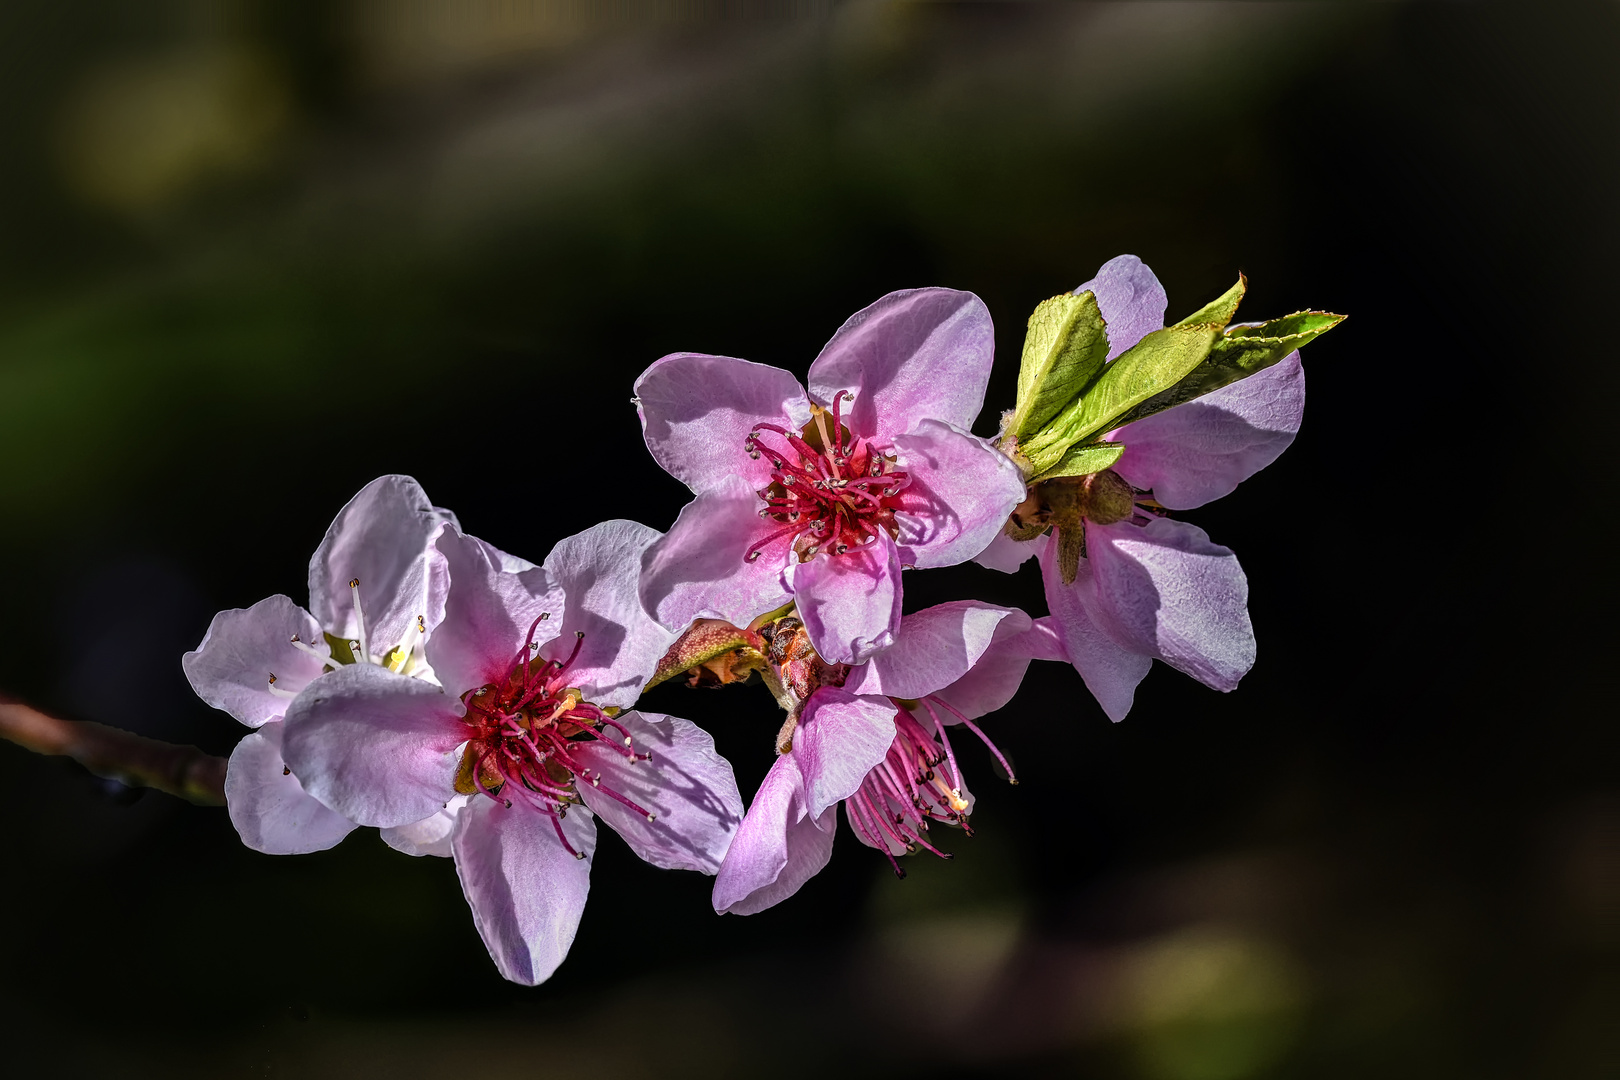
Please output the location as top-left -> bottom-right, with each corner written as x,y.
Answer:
744,403 -> 910,565
456,631 -> 654,848
924,696 -> 1017,784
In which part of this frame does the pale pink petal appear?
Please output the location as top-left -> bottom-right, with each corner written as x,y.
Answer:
712,754 -> 838,916
973,528 -> 1038,574
1074,254 -> 1168,359
1112,353 -> 1304,510
575,710 -> 744,874
792,535 -> 902,666
1086,517 -> 1255,693
890,420 -> 1027,570
929,608 -> 1041,721
635,352 -> 812,493
638,476 -> 794,633
453,798 -> 596,986
280,663 -> 466,828
1038,541 -> 1152,722
844,600 -> 1025,701
183,595 -> 327,729
427,527 -> 565,696
795,688 -> 898,818
224,722 -> 356,854
380,797 -> 467,858
307,475 -> 459,657
1024,617 -> 1070,663
493,546 -> 538,574
806,288 -> 995,437
540,520 -> 672,709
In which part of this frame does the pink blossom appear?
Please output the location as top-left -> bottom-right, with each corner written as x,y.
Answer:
711,601 -> 1054,915
183,475 -> 458,855
279,519 -> 745,985
635,289 -> 1027,666
978,255 -> 1306,720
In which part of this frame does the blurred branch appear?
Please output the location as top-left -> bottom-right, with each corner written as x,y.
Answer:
0,697 -> 226,806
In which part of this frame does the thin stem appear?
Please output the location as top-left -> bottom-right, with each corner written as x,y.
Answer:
0,696 -> 226,806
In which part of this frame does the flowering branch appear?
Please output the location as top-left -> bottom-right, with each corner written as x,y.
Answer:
0,696 -> 227,805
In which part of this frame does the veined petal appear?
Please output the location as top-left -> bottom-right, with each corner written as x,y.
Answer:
792,535 -> 902,666
638,476 -> 794,633
224,722 -> 356,854
796,688 -> 898,819
844,600 -> 1025,701
712,754 -> 837,916
381,797 -> 467,858
807,288 -> 994,437
635,353 -> 812,493
453,798 -> 595,986
308,475 -> 459,656
184,595 -> 327,729
929,607 -> 1043,721
1112,353 -> 1305,510
1035,540 -> 1152,722
576,711 -> 744,875
541,520 -> 671,709
973,528 -> 1038,574
427,527 -> 565,697
890,419 -> 1027,570
1074,254 -> 1168,359
280,663 -> 466,828
1086,517 -> 1255,693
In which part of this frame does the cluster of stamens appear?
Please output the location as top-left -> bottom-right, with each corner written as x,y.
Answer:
454,614 -> 655,859
845,696 -> 1018,879
744,391 -> 910,563
268,577 -> 426,698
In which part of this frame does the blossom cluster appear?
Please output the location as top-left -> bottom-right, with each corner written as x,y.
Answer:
184,256 -> 1337,984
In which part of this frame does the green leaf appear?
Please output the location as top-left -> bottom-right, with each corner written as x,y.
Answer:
1106,310 -> 1345,430
1225,310 -> 1340,340
1018,323 -> 1219,474
1030,440 -> 1124,483
1007,291 -> 1110,439
1174,274 -> 1246,330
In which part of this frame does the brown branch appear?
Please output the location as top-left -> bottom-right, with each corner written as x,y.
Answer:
0,697 -> 227,806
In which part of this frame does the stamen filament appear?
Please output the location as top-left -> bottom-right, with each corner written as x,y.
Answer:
348,579 -> 371,663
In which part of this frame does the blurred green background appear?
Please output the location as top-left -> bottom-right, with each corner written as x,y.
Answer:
0,2 -> 1612,1077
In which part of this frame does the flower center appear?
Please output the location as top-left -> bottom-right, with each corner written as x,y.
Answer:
268,577 -> 426,698
845,696 -> 1017,879
453,617 -> 654,858
744,392 -> 910,563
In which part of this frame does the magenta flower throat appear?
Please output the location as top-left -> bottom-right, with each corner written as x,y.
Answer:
743,392 -> 910,564
452,617 -> 657,858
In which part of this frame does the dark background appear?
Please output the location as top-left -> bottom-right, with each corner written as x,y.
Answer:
0,3 -> 1612,1077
